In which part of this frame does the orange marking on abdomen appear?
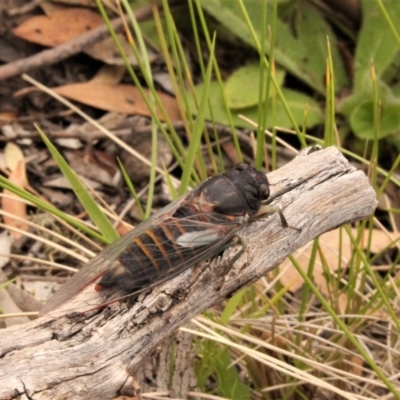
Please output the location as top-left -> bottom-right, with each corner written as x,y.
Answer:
144,229 -> 173,269
133,237 -> 160,273
160,221 -> 186,261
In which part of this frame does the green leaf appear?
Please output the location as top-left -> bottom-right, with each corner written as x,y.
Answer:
37,127 -> 119,243
139,19 -> 165,52
225,63 -> 285,109
215,349 -> 251,400
195,338 -> 220,390
220,289 -> 246,324
381,46 -> 400,84
392,79 -> 400,97
188,81 -> 323,129
292,1 -> 349,92
350,100 -> 400,139
338,80 -> 393,117
354,0 -> 400,90
390,134 -> 400,153
200,0 -> 348,94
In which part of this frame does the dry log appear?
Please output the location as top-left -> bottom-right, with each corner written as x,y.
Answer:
0,147 -> 377,399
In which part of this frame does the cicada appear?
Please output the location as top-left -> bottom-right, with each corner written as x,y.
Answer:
39,163 -> 290,317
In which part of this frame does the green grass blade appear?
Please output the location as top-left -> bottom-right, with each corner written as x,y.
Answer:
37,126 -> 118,243
289,252 -> 400,398
324,37 -> 335,147
0,175 -> 104,242
118,159 -> 145,221
179,37 -> 216,195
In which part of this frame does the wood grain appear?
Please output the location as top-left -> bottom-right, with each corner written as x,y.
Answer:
0,147 -> 377,399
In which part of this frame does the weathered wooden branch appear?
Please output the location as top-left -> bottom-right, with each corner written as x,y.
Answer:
0,147 -> 377,399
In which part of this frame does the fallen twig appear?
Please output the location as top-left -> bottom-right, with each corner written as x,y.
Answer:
0,4 -> 153,81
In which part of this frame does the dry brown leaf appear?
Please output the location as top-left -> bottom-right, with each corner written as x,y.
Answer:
85,33 -> 157,66
40,1 -> 71,15
54,82 -> 181,121
279,228 -> 396,301
0,111 -> 17,125
4,142 -> 26,174
115,222 -> 132,236
3,145 -> 28,239
221,141 -> 241,165
350,355 -> 363,377
91,65 -> 126,85
41,1 -> 98,15
377,183 -> 400,230
367,228 -> 399,253
63,149 -> 118,186
12,8 -> 103,47
337,293 -> 349,315
12,8 -> 155,66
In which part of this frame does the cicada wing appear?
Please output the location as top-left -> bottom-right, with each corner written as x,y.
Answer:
39,194 -> 191,317
98,214 -> 245,294
39,228 -> 144,316
40,211 -> 245,317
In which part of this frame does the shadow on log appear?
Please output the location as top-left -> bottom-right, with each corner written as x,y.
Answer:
0,147 -> 377,399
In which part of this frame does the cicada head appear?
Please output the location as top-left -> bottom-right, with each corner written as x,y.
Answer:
195,163 -> 270,216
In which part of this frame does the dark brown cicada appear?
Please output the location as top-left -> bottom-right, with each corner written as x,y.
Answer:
40,163 -> 289,317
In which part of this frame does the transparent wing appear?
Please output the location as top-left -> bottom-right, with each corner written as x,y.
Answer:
40,200 -> 245,317
39,195 -> 190,316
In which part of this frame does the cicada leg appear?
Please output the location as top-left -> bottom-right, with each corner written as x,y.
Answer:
188,235 -> 246,286
256,204 -> 301,231
209,235 -> 247,293
219,235 -> 247,275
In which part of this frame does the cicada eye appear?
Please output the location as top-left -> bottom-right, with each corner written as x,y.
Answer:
245,166 -> 270,201
259,181 -> 270,201
243,178 -> 269,207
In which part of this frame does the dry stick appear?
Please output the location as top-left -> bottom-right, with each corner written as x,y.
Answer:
0,4 -> 154,81
0,148 -> 377,400
0,122 -> 249,142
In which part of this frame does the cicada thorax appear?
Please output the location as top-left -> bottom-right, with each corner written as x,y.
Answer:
95,201 -> 246,294
192,163 -> 270,216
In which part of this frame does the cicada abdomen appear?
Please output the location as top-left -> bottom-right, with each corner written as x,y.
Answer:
95,205 -> 246,294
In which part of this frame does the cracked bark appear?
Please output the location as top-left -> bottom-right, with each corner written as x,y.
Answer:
0,147 -> 377,400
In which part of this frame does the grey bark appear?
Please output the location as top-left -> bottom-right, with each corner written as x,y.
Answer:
0,147 -> 377,399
